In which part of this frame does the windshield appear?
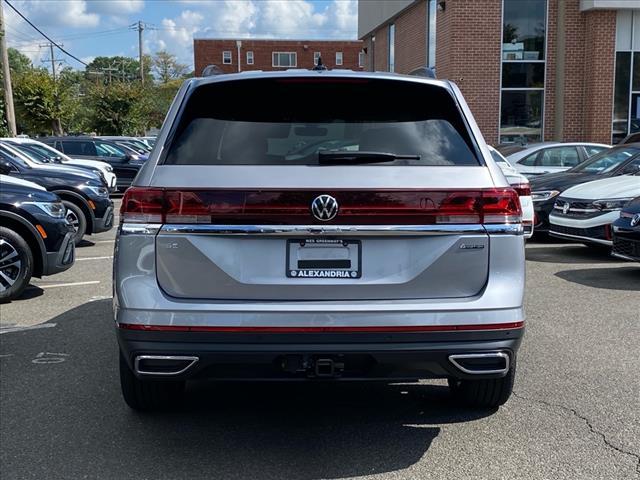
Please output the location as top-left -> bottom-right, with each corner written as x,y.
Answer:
164,78 -> 481,167
489,149 -> 510,165
0,145 -> 30,168
28,142 -> 72,162
12,144 -> 55,163
569,147 -> 640,174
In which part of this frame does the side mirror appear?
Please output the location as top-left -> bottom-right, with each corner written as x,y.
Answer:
53,156 -> 63,163
0,160 -> 13,175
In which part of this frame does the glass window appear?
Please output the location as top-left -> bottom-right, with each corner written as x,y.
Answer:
519,152 -> 538,166
620,156 -> 640,174
583,146 -> 607,157
164,77 -> 481,167
95,142 -> 126,158
388,24 -> 395,72
539,147 -> 580,167
358,51 -> 365,68
313,52 -> 321,66
571,147 -> 639,173
502,0 -> 546,60
272,52 -> 297,67
613,52 -> 631,144
502,63 -> 545,88
222,51 -> 232,65
500,90 -> 544,143
246,51 -> 254,65
61,141 -> 96,156
335,52 -> 343,66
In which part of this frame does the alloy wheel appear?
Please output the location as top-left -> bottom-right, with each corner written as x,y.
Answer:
66,209 -> 80,233
0,239 -> 22,292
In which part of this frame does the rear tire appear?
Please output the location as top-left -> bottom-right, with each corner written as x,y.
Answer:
0,227 -> 34,303
63,201 -> 87,246
119,351 -> 185,411
448,358 -> 516,408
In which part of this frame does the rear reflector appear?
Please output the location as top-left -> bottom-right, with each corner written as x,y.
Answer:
118,321 -> 525,333
121,188 -> 522,225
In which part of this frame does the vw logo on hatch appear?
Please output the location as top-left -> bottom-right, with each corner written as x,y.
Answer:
311,195 -> 339,221
631,213 -> 640,227
562,203 -> 570,215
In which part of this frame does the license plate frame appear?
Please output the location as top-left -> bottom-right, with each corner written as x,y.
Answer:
286,238 -> 361,279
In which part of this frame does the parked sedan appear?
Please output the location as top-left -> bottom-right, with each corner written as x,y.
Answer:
488,146 -> 534,237
2,137 -> 117,191
549,174 -> 640,247
0,148 -> 114,245
0,175 -> 75,302
612,196 -> 640,262
530,144 -> 640,232
500,142 -> 610,177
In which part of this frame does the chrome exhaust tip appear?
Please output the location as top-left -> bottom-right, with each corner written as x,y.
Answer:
448,352 -> 510,375
134,355 -> 199,376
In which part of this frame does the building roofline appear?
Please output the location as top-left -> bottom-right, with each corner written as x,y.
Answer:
194,37 -> 363,44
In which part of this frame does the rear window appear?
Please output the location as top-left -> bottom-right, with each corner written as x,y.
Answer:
164,77 -> 481,166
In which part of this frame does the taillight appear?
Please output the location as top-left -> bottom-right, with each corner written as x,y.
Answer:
121,188 -> 522,225
512,183 -> 531,197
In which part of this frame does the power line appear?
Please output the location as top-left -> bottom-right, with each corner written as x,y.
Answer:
3,0 -> 87,66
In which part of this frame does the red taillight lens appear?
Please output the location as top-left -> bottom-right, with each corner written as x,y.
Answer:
512,183 -> 531,197
121,187 -> 165,223
120,188 -> 522,225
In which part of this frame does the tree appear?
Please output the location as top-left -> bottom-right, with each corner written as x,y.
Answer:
8,48 -> 33,76
13,68 -> 72,135
88,81 -> 147,135
152,50 -> 188,84
85,55 -> 152,84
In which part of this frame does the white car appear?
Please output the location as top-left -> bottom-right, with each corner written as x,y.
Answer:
1,137 -> 117,191
489,146 -> 534,238
549,174 -> 640,247
501,142 -> 610,178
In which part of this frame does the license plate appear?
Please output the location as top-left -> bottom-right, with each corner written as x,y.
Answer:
287,239 -> 361,279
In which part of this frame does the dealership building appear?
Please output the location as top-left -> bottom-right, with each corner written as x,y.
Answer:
358,0 -> 640,145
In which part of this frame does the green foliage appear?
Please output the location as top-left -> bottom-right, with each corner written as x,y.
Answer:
88,81 -> 146,135
8,48 -> 33,76
152,50 -> 188,84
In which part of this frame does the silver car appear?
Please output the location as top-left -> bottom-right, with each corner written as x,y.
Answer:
114,70 -> 525,410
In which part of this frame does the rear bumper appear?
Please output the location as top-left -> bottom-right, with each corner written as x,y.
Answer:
42,231 -> 75,276
117,326 -> 524,381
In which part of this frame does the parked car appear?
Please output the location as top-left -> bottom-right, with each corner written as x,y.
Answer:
530,144 -> 640,232
115,71 -> 526,411
0,147 -> 114,245
618,131 -> 640,145
2,137 -> 117,191
499,142 -> 610,177
138,136 -> 156,149
95,136 -> 152,153
488,146 -> 534,237
0,174 -> 75,302
40,136 -> 146,190
549,174 -> 640,247
612,196 -> 640,262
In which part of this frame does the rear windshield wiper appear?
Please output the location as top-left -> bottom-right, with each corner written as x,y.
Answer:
317,150 -> 421,165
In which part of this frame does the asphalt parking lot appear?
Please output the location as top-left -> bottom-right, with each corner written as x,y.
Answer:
1,198 -> 639,480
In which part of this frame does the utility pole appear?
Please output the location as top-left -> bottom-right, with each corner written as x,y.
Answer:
137,21 -> 144,86
0,0 -> 17,136
40,42 -> 63,81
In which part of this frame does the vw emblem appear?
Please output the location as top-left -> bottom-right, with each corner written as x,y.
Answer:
631,213 -> 640,227
562,203 -> 570,215
311,195 -> 339,221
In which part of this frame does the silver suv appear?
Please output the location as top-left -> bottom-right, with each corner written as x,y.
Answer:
114,70 -> 525,410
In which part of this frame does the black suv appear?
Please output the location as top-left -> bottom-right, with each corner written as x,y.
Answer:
612,196 -> 640,262
0,146 -> 114,245
0,175 -> 75,301
41,137 -> 146,190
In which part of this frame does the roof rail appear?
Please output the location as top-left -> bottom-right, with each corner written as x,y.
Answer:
201,64 -> 225,77
408,66 -> 436,79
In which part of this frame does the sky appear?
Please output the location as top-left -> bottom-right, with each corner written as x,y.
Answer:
3,0 -> 358,72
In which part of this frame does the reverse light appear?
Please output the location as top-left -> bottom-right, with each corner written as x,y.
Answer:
120,188 -> 522,225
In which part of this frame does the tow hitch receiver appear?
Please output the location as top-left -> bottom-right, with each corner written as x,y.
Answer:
279,355 -> 345,378
315,358 -> 344,377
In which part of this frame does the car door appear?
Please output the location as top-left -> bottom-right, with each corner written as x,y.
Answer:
513,150 -> 540,177
536,146 -> 581,175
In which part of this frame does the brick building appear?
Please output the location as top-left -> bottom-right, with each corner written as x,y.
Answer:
359,0 -> 640,145
194,39 -> 364,76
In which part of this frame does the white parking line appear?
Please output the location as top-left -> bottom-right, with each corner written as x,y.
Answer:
92,239 -> 115,244
37,281 -> 100,289
76,256 -> 113,261
0,323 -> 57,334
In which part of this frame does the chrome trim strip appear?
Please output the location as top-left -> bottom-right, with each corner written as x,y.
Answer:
134,355 -> 199,376
611,252 -> 638,262
448,352 -> 510,375
548,230 -> 612,246
159,223 -> 523,236
120,223 -> 162,235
